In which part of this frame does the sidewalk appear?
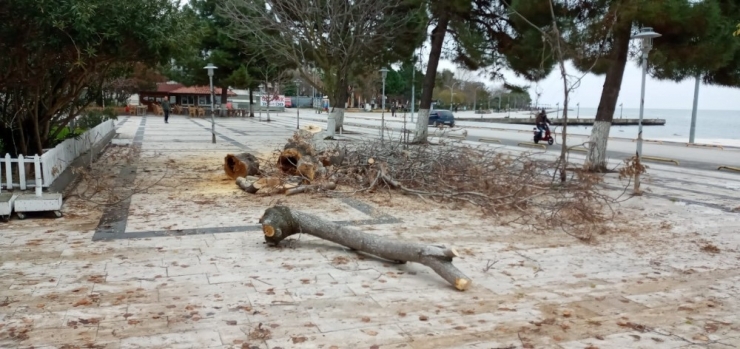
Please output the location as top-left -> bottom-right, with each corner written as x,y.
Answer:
1,114 -> 739,348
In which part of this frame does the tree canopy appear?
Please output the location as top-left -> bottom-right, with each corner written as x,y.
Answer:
218,0 -> 428,130
0,0 -> 190,155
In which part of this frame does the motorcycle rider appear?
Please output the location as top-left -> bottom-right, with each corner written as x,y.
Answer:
535,109 -> 551,136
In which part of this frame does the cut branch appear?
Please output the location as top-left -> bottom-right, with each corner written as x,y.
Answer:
259,206 -> 472,291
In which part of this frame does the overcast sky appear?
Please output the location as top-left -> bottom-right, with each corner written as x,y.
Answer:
436,58 -> 739,111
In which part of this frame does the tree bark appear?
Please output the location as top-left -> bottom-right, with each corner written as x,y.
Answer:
220,86 -> 228,117
259,206 -> 471,291
412,14 -> 449,144
330,69 -> 349,132
249,89 -> 255,117
586,23 -> 632,172
224,153 -> 260,179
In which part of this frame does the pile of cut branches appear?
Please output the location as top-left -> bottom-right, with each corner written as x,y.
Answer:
325,139 -> 618,239
231,131 -> 622,239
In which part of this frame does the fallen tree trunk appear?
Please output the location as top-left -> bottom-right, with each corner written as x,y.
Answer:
259,206 -> 471,291
225,153 -> 260,179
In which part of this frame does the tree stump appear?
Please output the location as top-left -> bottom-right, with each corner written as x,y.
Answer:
224,153 -> 260,179
259,206 -> 472,291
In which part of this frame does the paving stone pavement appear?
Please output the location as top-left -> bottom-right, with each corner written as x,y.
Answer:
1,114 -> 739,348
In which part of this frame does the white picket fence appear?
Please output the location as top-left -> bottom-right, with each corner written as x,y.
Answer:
0,120 -> 115,191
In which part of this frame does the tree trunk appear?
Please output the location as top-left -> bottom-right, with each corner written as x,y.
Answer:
586,23 -> 632,172
412,14 -> 449,143
224,153 -> 260,179
220,86 -> 228,117
249,89 -> 255,117
259,206 -> 471,290
330,69 -> 349,132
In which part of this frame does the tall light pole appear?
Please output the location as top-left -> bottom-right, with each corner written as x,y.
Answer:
619,103 -> 623,119
447,82 -> 459,107
556,102 -> 560,118
631,27 -> 661,194
577,102 -> 580,119
204,63 -> 217,144
294,78 -> 301,129
380,68 -> 389,145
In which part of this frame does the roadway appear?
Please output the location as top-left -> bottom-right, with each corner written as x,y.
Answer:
272,110 -> 740,173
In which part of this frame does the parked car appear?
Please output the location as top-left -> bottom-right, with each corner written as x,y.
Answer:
428,109 -> 455,127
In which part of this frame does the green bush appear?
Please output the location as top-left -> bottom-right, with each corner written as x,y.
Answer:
78,107 -> 118,130
48,107 -> 119,147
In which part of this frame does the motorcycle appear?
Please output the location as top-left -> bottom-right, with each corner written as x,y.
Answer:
533,126 -> 555,145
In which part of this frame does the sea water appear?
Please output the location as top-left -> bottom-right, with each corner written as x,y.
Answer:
559,108 -> 740,146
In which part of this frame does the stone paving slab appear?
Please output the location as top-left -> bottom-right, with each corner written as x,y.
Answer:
2,115 -> 740,348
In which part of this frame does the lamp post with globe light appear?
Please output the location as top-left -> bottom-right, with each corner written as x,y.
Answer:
204,63 -> 217,144
631,27 -> 661,193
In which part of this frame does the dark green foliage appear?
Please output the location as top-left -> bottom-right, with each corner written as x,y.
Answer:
0,0 -> 190,155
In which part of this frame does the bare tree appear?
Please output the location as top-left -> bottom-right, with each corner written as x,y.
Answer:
218,0 -> 425,132
244,56 -> 293,121
506,0 -> 615,182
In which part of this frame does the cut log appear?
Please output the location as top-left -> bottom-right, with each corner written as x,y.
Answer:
253,177 -> 282,190
259,206 -> 471,291
235,177 -> 258,194
318,147 -> 346,167
277,148 -> 303,173
225,153 -> 260,179
285,182 -> 337,196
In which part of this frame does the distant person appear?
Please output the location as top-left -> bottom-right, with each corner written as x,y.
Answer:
161,99 -> 171,123
391,104 -> 397,117
535,109 -> 551,134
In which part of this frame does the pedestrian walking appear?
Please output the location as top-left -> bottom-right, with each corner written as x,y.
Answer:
162,98 -> 171,123
391,104 -> 397,117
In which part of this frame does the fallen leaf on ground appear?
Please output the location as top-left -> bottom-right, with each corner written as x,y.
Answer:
73,298 -> 92,307
692,334 -> 709,341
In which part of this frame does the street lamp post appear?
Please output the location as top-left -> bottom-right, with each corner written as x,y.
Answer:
577,102 -> 580,119
631,27 -> 661,193
619,103 -> 623,119
556,102 -> 560,118
447,82 -> 458,107
204,63 -> 218,144
294,79 -> 301,129
380,68 -> 389,145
